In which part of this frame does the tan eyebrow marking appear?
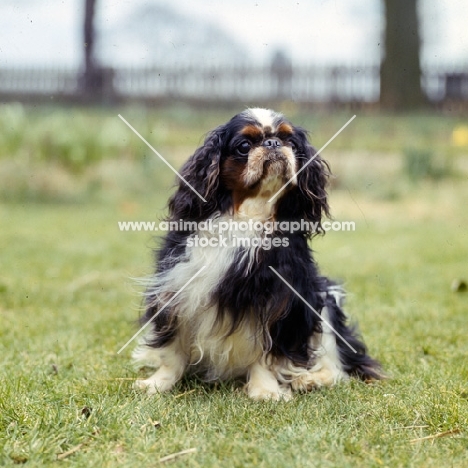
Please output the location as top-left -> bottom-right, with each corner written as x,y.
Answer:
241,125 -> 263,139
276,122 -> 294,136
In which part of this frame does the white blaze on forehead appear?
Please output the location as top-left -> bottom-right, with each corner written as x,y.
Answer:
245,108 -> 283,130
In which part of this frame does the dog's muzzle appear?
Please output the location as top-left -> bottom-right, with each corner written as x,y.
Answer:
262,138 -> 289,164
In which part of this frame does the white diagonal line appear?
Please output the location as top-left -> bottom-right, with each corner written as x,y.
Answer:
118,114 -> 207,203
268,115 -> 356,203
117,265 -> 206,354
269,266 -> 357,353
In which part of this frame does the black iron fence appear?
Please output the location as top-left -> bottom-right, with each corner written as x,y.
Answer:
0,64 -> 467,105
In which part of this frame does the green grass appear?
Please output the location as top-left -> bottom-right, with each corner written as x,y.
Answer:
1,183 -> 467,467
1,105 -> 468,466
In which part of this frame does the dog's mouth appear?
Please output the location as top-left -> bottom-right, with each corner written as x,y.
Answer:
263,151 -> 285,164
242,147 -> 296,189
261,150 -> 296,184
263,157 -> 290,181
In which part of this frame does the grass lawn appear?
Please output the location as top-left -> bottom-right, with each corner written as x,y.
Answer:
0,105 -> 467,467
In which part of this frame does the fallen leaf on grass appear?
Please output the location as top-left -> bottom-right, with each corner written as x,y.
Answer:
410,428 -> 461,443
113,444 -> 125,454
173,389 -> 196,399
57,444 -> 84,460
81,406 -> 92,419
149,418 -> 161,428
159,448 -> 197,464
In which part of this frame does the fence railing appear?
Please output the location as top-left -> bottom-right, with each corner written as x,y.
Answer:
0,64 -> 467,104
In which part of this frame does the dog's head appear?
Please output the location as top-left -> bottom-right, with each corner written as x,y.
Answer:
169,108 -> 330,234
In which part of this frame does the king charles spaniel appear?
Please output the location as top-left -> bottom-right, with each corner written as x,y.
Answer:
133,108 -> 382,400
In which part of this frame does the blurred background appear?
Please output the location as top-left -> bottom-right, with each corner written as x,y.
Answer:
1,0 -> 468,107
0,0 -> 467,204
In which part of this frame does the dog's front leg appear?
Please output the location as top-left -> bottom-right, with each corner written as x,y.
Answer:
134,339 -> 187,395
246,359 -> 291,401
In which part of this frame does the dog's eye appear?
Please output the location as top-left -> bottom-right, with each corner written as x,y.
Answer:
237,141 -> 251,156
289,140 -> 297,152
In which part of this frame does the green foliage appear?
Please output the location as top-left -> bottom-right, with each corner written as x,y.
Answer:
403,148 -> 452,182
0,104 -> 467,203
0,105 -> 129,173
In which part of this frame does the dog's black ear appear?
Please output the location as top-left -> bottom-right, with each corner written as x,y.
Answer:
276,127 -> 330,236
168,125 -> 229,221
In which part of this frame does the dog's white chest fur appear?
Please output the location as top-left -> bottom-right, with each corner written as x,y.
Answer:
135,216 -> 265,379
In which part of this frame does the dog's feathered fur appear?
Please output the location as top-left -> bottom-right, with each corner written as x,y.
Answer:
133,108 -> 382,400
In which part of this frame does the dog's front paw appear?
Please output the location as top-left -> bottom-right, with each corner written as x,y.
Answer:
247,360 -> 292,401
246,382 -> 292,401
133,378 -> 161,395
291,367 -> 346,392
133,368 -> 180,395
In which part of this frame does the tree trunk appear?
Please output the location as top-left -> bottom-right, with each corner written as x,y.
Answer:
380,0 -> 427,110
82,0 -> 101,96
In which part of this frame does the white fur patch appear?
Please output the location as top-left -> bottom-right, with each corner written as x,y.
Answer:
312,306 -> 347,382
245,108 -> 282,130
133,214 -> 270,385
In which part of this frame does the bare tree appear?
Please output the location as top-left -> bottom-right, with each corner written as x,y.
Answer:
82,0 -> 103,97
83,0 -> 96,76
380,0 -> 427,109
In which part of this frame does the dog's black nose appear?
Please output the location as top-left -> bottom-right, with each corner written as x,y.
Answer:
263,138 -> 281,148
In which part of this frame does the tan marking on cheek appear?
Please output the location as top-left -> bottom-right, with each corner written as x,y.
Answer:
243,147 -> 266,186
279,147 -> 297,183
